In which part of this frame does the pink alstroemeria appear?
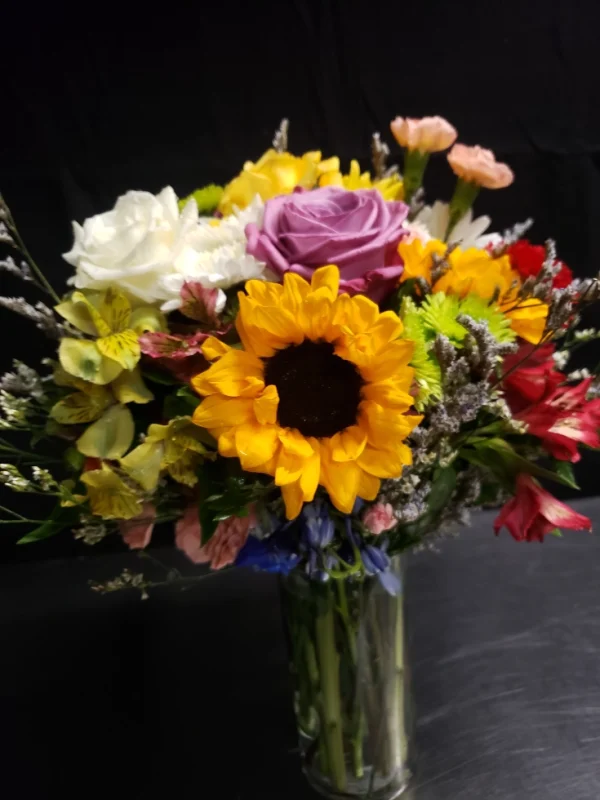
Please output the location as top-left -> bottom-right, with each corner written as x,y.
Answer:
494,474 -> 591,542
139,329 -> 209,360
515,377 -> 600,462
119,502 -> 156,549
179,282 -> 222,327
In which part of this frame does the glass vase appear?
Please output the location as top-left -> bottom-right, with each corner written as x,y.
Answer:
281,556 -> 412,799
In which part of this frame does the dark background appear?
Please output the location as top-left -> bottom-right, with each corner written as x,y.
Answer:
2,2 -> 600,797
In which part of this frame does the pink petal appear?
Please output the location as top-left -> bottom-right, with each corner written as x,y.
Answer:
119,502 -> 156,549
180,282 -> 221,325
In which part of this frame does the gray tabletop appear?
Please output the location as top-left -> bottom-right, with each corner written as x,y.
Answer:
2,498 -> 599,799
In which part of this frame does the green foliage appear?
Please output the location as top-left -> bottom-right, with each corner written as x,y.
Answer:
419,292 -> 515,346
399,297 -> 442,410
196,460 -> 271,545
178,184 -> 224,215
461,437 -> 577,490
552,459 -> 579,490
16,504 -> 76,544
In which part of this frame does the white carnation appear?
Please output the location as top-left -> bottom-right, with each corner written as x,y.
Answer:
64,187 -> 266,313
415,200 -> 501,249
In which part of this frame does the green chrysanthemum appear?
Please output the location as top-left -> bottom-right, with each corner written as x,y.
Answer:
178,184 -> 224,215
419,292 -> 515,346
400,297 -> 443,411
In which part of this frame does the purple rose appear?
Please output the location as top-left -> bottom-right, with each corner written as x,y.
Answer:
245,187 -> 409,299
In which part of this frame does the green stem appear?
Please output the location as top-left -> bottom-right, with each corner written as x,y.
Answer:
445,178 -> 480,240
402,150 -> 430,205
315,585 -> 347,792
337,579 -> 364,780
2,197 -> 60,303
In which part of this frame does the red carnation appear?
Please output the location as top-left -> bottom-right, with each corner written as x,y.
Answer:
502,343 -> 564,414
515,378 -> 600,462
494,474 -> 591,542
507,239 -> 573,289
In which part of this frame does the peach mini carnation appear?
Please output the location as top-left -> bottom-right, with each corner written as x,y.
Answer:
390,116 -> 457,153
447,144 -> 514,189
363,502 -> 396,535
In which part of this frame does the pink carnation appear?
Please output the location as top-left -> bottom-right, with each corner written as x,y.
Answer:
363,502 -> 396,535
447,144 -> 514,189
390,116 -> 457,153
175,505 -> 255,569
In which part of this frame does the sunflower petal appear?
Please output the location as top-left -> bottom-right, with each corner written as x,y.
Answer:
254,385 -> 279,425
278,427 -> 314,457
281,481 -> 304,520
310,265 -> 339,300
193,395 -> 254,429
275,449 -> 304,486
329,425 -> 367,462
357,469 -> 380,501
201,336 -> 231,361
235,423 -> 278,469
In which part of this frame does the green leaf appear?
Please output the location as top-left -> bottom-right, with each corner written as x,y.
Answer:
463,438 -> 579,489
64,447 -> 85,473
549,528 -> 563,538
141,367 -> 179,386
17,506 -> 65,544
427,466 -> 457,513
552,460 -> 580,490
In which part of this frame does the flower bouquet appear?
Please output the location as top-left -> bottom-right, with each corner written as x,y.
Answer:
2,115 -> 600,799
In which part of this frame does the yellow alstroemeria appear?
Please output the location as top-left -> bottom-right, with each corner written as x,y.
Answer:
120,416 -> 210,491
319,159 -> 404,201
218,149 -> 339,216
56,287 -> 166,385
80,463 -> 143,520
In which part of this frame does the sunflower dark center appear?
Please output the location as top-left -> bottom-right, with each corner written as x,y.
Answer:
263,339 -> 364,438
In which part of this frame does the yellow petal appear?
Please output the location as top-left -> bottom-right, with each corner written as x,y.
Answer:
112,367 -> 154,404
322,458 -> 361,515
282,481 -> 304,520
192,349 -> 264,398
59,338 -> 123,385
50,386 -> 113,424
71,291 -> 112,337
193,395 -> 254,429
275,449 -> 304,486
76,404 -> 135,459
358,469 -> 380,502
201,336 -> 231,361
357,444 -> 410,479
299,447 -> 320,501
310,265 -> 339,301
120,439 -> 164,491
54,299 -> 97,335
254,385 -> 279,425
280,272 -> 310,316
99,287 -> 132,333
329,425 -> 367,462
96,330 -> 141,370
81,464 -> 142,520
234,423 -> 278,470
167,451 -> 200,487
130,306 -> 167,334
278,427 -> 314,457
245,280 -> 284,305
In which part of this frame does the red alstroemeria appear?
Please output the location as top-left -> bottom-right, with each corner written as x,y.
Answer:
180,282 -> 222,326
515,377 -> 600,462
139,330 -> 208,360
507,239 -> 573,289
502,343 -> 564,413
494,474 -> 591,542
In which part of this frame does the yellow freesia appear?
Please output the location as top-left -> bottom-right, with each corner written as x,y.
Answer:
56,288 -> 166,385
218,149 -> 339,215
319,159 -> 404,201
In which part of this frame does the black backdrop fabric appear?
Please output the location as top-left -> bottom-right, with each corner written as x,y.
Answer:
2,2 -> 600,797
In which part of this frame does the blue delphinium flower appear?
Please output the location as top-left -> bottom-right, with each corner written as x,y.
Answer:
235,528 -> 300,575
300,500 -> 338,580
344,516 -> 401,595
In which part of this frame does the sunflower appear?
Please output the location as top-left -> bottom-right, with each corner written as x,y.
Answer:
398,239 -> 548,344
191,266 -> 422,519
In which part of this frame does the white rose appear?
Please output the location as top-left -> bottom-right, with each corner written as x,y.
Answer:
63,188 -> 267,313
